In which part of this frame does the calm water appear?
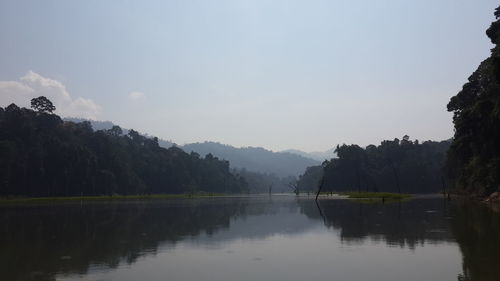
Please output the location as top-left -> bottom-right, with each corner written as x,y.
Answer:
1,196 -> 499,281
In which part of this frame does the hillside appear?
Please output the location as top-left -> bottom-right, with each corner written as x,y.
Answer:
282,148 -> 335,162
183,142 -> 320,178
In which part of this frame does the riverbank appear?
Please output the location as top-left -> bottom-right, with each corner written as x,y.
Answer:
340,192 -> 411,200
0,193 -> 229,204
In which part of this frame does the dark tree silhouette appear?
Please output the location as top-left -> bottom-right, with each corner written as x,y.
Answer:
0,102 -> 248,197
298,137 -> 450,194
30,96 -> 56,113
446,5 -> 500,197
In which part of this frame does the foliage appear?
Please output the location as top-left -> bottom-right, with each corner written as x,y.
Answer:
340,192 -> 411,200
299,136 -> 450,194
0,103 -> 248,197
30,96 -> 56,113
296,165 -> 324,192
446,6 -> 500,196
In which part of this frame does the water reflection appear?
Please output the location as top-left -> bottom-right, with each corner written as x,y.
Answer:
0,197 -> 499,281
450,201 -> 500,281
301,198 -> 455,248
0,199 -> 251,281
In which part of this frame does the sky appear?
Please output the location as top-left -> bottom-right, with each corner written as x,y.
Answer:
0,0 -> 498,152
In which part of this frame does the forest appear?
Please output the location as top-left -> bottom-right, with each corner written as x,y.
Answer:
0,100 -> 248,197
297,137 -> 450,194
445,6 -> 500,197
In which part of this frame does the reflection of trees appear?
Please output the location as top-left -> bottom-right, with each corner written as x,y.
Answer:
300,198 -> 454,249
0,199 -> 250,281
450,201 -> 500,281
3,197 -> 494,281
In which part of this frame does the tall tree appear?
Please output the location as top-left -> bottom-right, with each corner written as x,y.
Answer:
30,96 -> 56,113
446,6 -> 500,196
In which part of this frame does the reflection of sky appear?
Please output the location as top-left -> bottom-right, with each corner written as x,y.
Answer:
188,209 -> 327,248
66,228 -> 461,281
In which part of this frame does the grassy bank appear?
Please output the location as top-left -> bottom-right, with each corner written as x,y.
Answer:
0,193 -> 228,203
340,192 -> 411,200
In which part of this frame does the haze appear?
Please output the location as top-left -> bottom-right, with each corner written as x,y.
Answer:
0,0 -> 497,151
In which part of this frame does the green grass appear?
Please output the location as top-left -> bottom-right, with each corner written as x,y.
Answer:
340,192 -> 411,200
0,193 -> 228,203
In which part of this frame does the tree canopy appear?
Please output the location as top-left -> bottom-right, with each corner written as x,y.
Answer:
30,96 -> 56,113
0,101 -> 248,197
446,5 -> 500,196
298,137 -> 450,194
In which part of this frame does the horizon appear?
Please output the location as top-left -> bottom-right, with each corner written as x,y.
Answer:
1,0 -> 498,151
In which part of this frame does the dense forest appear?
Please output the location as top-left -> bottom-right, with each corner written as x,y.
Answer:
0,99 -> 248,197
297,137 -> 450,194
446,6 -> 500,197
62,119 -> 311,193
63,118 -> 176,149
64,120 -> 321,178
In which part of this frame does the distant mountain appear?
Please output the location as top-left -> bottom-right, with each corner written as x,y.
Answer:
63,118 -> 175,149
282,148 -> 336,162
182,142 -> 320,178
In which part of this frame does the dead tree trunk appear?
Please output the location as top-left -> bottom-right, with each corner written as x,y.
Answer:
316,176 -> 325,201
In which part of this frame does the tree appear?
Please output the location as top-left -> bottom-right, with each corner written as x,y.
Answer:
107,125 -> 123,136
288,179 -> 299,195
30,96 -> 56,113
446,5 -> 500,196
0,101 -> 249,197
310,137 -> 450,194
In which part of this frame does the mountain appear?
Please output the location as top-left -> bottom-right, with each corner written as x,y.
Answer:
182,142 -> 320,178
282,148 -> 336,162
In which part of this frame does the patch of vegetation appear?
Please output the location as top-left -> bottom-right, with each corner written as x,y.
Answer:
341,192 -> 411,200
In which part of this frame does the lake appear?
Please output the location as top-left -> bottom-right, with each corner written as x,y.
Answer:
1,196 -> 498,281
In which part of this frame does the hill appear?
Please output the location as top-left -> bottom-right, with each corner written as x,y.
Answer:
282,148 -> 335,162
183,142 -> 320,178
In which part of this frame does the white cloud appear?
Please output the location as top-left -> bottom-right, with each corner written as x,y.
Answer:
0,71 -> 101,119
128,91 -> 145,101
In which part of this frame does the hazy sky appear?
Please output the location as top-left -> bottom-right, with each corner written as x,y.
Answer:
0,0 -> 497,151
